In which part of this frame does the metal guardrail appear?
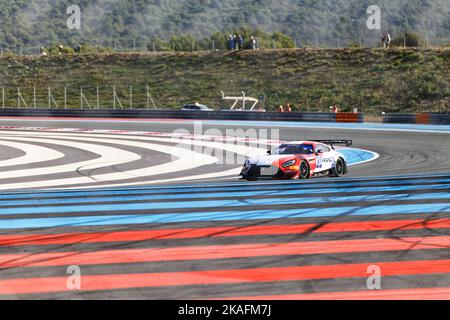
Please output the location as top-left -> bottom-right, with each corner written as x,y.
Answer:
0,109 -> 364,123
383,113 -> 450,125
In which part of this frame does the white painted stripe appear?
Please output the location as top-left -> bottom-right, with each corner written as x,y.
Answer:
31,132 -> 270,158
0,131 -> 261,189
0,128 -> 282,146
73,167 -> 244,189
28,134 -> 220,179
0,135 -> 218,190
0,140 -> 64,167
0,129 -> 380,190
26,133 -> 266,189
0,135 -> 141,180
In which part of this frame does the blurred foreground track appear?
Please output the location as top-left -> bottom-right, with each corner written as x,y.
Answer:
0,175 -> 449,299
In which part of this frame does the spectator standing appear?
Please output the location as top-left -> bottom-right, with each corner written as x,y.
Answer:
382,32 -> 392,48
40,47 -> 47,56
277,105 -> 284,113
234,35 -> 238,50
284,103 -> 292,112
251,36 -> 257,50
229,34 -> 235,50
238,35 -> 244,50
330,104 -> 338,113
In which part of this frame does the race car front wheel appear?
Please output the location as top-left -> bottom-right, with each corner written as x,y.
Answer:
299,160 -> 310,179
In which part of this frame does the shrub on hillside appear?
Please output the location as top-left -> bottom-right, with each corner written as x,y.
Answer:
392,32 -> 425,47
45,45 -> 75,55
144,28 -> 297,51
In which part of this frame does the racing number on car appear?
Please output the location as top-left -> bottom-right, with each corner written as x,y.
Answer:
316,156 -> 323,169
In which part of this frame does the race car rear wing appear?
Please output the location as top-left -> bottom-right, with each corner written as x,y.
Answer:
312,140 -> 353,148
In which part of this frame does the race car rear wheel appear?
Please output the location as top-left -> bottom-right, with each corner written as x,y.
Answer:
299,160 -> 310,179
331,158 -> 346,177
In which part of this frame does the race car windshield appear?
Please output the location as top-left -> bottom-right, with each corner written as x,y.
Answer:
273,144 -> 314,155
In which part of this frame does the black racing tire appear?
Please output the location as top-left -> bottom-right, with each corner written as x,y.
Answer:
299,160 -> 310,180
243,174 -> 258,181
330,158 -> 346,177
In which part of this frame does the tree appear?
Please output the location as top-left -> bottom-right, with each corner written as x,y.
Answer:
0,1 -> 448,49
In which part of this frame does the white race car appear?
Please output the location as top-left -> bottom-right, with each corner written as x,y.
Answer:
240,140 -> 351,180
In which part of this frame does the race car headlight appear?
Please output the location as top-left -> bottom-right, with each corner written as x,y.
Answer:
281,160 -> 297,168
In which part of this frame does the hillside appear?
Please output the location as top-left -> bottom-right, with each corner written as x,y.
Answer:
1,0 -> 449,52
0,48 -> 448,114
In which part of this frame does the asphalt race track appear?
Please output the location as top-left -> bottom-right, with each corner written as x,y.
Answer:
0,117 -> 449,299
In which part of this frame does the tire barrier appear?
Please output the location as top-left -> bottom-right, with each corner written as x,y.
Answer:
0,108 -> 364,123
335,112 -> 363,123
383,113 -> 450,125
